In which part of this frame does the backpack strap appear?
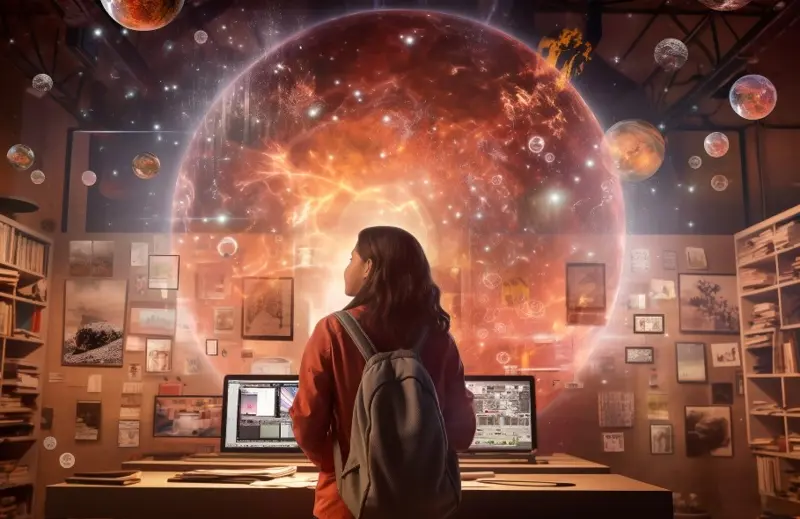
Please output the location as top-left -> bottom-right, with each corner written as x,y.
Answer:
333,311 -> 377,361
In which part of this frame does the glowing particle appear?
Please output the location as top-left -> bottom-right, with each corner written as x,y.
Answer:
527,136 -> 545,154
586,159 -> 595,167
217,236 -> 239,258
688,156 -> 702,169
194,30 -> 208,44
382,115 -> 391,123
545,152 -> 555,163
32,73 -> 53,93
81,170 -> 97,187
30,169 -> 45,185
6,144 -> 35,171
711,174 -> 729,192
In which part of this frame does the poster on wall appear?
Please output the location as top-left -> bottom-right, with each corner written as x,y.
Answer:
148,255 -> 180,290
565,263 -> 606,326
128,306 -> 177,336
213,307 -> 236,334
597,391 -> 634,427
153,396 -> 223,438
676,342 -> 708,383
146,338 -> 172,373
662,250 -> 677,270
679,274 -> 740,334
242,277 -> 294,341
685,247 -> 708,270
685,405 -> 733,457
630,248 -> 650,274
602,432 -> 624,452
68,241 -> 115,278
633,314 -> 664,334
62,279 -> 127,367
650,424 -> 673,455
710,342 -> 741,367
646,392 -> 669,420
75,401 -> 101,441
130,242 -> 149,267
118,420 -> 140,447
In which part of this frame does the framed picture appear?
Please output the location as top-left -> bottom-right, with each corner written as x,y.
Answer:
566,263 -> 606,325
711,382 -> 734,405
62,279 -> 127,367
710,342 -> 741,367
148,255 -> 180,290
650,424 -> 673,454
75,401 -> 102,441
676,342 -> 708,383
196,267 -> 230,300
633,314 -> 665,334
662,250 -> 677,270
205,339 -> 219,356
242,277 -> 294,341
153,396 -> 223,438
146,338 -> 172,373
685,247 -> 708,270
213,307 -> 236,334
625,347 -> 654,364
129,306 -> 177,336
678,273 -> 740,334
685,405 -> 733,457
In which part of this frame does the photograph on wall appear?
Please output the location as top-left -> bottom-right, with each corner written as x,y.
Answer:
118,420 -> 140,448
75,401 -> 101,441
662,250 -> 677,270
205,339 -> 219,356
91,241 -> 115,277
129,306 -> 177,336
130,242 -> 149,267
62,279 -> 127,367
68,241 -> 92,277
127,363 -> 143,381
633,314 -> 664,334
650,424 -> 673,455
153,396 -> 223,438
630,248 -> 650,274
597,391 -> 634,427
602,432 -> 624,452
685,247 -> 708,270
647,392 -> 669,420
676,342 -> 708,383
196,268 -> 230,300
213,307 -> 236,334
148,255 -> 180,290
242,277 -> 294,340
566,263 -> 606,326
125,335 -> 145,352
184,357 -> 201,375
679,274 -> 740,334
146,338 -> 172,373
710,342 -> 741,367
628,294 -> 646,310
500,277 -> 528,308
685,405 -> 733,457
649,279 -> 676,300
625,347 -> 654,364
711,382 -> 734,405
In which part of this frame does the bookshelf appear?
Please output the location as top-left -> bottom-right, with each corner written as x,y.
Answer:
734,203 -> 800,513
0,213 -> 50,519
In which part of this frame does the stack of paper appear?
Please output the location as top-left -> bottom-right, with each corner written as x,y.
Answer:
749,302 -> 778,332
779,254 -> 800,283
169,466 -> 298,484
745,334 -> 773,350
775,219 -> 800,251
740,268 -> 775,291
739,228 -> 774,264
0,268 -> 18,288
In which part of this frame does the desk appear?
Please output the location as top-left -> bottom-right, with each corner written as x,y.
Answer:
45,471 -> 671,519
122,453 -> 610,474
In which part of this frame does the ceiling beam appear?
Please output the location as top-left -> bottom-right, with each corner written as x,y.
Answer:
662,0 -> 800,125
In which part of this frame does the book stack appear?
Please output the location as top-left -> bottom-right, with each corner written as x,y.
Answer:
756,455 -> 782,496
745,333 -> 773,350
2,361 -> 38,392
0,466 -> 29,487
751,437 -> 782,453
750,302 -> 779,332
789,432 -> 800,453
775,219 -> 800,251
741,268 -> 776,291
779,254 -> 800,283
0,268 -> 18,289
739,228 -> 775,264
0,302 -> 11,337
0,395 -> 26,413
11,235 -> 45,275
0,223 -> 12,264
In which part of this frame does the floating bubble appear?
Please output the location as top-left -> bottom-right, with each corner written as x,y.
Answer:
711,174 -> 729,192
32,73 -> 53,93
81,170 -> 97,187
476,328 -> 489,340
544,152 -> 555,163
481,272 -> 502,289
132,152 -> 161,179
217,236 -> 239,258
654,38 -> 688,71
30,170 -> 45,185
703,132 -> 729,158
493,322 -> 507,334
528,136 -> 545,154
496,351 -> 511,365
194,30 -> 208,44
729,74 -> 777,121
698,0 -> 752,11
6,144 -> 35,171
490,175 -> 503,185
603,119 -> 664,182
515,300 -> 546,319
688,156 -> 703,169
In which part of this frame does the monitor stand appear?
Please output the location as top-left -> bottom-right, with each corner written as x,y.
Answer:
459,452 -> 546,464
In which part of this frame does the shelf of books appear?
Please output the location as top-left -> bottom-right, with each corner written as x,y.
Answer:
735,203 -> 800,512
0,213 -> 50,519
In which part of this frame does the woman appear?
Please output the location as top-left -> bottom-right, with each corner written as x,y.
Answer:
290,226 -> 477,519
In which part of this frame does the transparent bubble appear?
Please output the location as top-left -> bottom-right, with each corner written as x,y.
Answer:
493,322 -> 506,334
132,152 -> 161,179
688,156 -> 702,169
30,170 -> 45,185
710,174 -> 729,192
194,30 -> 209,44
496,351 -> 511,365
515,299 -> 545,319
481,272 -> 502,289
32,73 -> 53,93
729,74 -> 777,121
6,144 -> 35,171
703,132 -> 729,158
527,136 -> 545,154
81,170 -> 97,187
476,328 -> 489,340
654,38 -> 688,71
544,152 -> 555,163
490,175 -> 503,185
217,236 -> 239,258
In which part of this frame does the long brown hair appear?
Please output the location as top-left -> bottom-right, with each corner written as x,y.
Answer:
343,226 -> 450,345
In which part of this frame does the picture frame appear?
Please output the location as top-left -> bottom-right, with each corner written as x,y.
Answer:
148,254 -> 180,290
710,342 -> 741,367
678,273 -> 740,334
153,396 -> 223,438
75,400 -> 102,441
128,306 -> 177,336
676,342 -> 708,383
62,279 -> 127,367
685,405 -> 733,457
625,347 -> 654,364
633,314 -> 665,334
662,250 -> 677,271
565,263 -> 606,326
146,338 -> 172,373
241,277 -> 294,341
650,424 -> 673,455
213,307 -> 236,334
205,339 -> 219,356
711,382 -> 734,405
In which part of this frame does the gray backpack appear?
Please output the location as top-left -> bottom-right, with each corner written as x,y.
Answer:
332,311 -> 461,519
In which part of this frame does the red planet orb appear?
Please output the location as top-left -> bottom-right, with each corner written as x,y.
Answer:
174,11 -> 625,411
100,0 -> 184,31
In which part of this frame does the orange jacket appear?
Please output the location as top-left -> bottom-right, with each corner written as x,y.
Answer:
289,305 -> 477,519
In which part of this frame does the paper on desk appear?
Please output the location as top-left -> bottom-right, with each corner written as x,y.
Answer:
186,466 -> 297,478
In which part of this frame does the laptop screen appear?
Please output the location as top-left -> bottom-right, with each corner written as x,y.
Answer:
221,375 -> 300,452
464,375 -> 536,453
